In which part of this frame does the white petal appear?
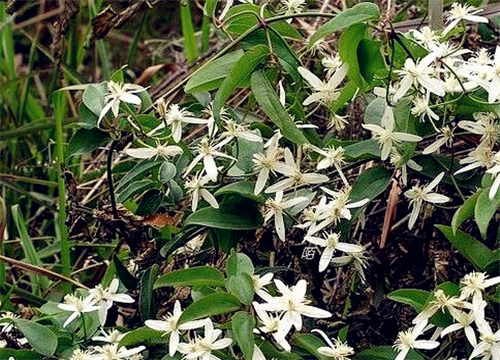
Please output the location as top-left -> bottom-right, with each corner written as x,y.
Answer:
425,193 -> 450,203
275,213 -> 286,242
319,248 -> 334,272
298,67 -> 323,90
145,319 -> 170,332
255,168 -> 269,195
426,172 -> 445,191
200,189 -> 219,209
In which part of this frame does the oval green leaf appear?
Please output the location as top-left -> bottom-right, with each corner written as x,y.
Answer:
178,293 -> 241,324
139,264 -> 159,322
15,319 -> 58,357
154,266 -> 225,289
231,311 -> 255,360
185,207 -> 261,230
226,273 -> 255,305
309,2 -> 380,48
226,251 -> 254,277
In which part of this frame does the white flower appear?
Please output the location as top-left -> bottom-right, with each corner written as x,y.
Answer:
470,321 -> 500,360
264,191 -> 309,242
252,272 -> 274,300
217,119 -> 262,147
305,232 -> 363,272
410,27 -> 440,49
412,289 -> 470,325
486,152 -> 500,200
485,46 -> 500,103
459,272 -> 500,305
442,3 -> 489,36
253,302 -> 291,352
173,233 -> 207,255
298,65 -> 348,106
57,294 -> 100,328
88,278 -> 135,326
331,248 -> 370,283
178,319 -> 232,360
93,343 -> 146,360
404,172 -> 450,230
253,135 -> 283,195
393,54 -> 445,102
316,146 -> 345,171
362,105 -> 422,160
322,54 -> 343,78
145,300 -> 207,357
313,187 -> 369,233
458,112 -> 500,147
125,142 -> 183,160
185,173 -> 219,212
92,328 -> 127,343
422,126 -> 454,155
183,137 -> 236,182
411,94 -> 439,123
259,279 -> 332,339
328,113 -> 349,132
265,147 -> 329,193
151,103 -> 208,143
440,301 -> 486,347
393,320 -> 440,360
98,81 -> 146,127
296,196 -> 328,237
69,348 -> 96,360
312,329 -> 354,360
0,312 -> 18,333
454,144 -> 495,175
389,147 -> 423,186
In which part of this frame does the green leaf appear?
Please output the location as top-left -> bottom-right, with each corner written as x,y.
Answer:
67,128 -> 111,156
178,293 -> 241,324
364,97 -> 385,125
154,266 -> 225,289
139,264 -> 159,322
475,187 -> 500,239
225,4 -> 301,39
235,136 -> 264,173
116,179 -> 155,203
349,166 -> 391,203
226,273 -> 255,305
291,333 -> 328,360
113,254 -> 138,290
119,327 -> 166,347
339,23 -> 368,90
82,83 -> 106,117
15,319 -> 58,357
215,181 -> 265,203
387,289 -> 431,313
0,349 -> 42,360
213,45 -> 269,120
231,311 -> 255,360
135,189 -> 163,216
309,2 -> 380,48
185,50 -> 244,93
251,70 -> 309,145
204,0 -> 219,17
180,0 -> 198,62
330,81 -> 359,113
354,346 -> 424,360
452,190 -> 482,235
185,207 -> 261,230
116,160 -> 162,192
226,251 -> 255,277
436,225 -> 497,271
357,39 -> 387,86
344,139 -> 381,160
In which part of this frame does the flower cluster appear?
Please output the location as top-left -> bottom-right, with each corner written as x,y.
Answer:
393,271 -> 500,360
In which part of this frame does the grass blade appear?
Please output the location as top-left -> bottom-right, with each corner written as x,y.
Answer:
180,0 -> 199,63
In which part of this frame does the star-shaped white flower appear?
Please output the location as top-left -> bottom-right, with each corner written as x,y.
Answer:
263,191 -> 309,242
253,133 -> 283,195
459,271 -> 500,305
57,294 -> 100,328
470,321 -> 500,360
442,2 -> 489,36
92,328 -> 127,344
312,329 -> 354,360
98,81 -> 146,128
178,319 -> 232,360
149,103 -> 208,142
393,55 -> 445,102
265,147 -> 328,193
404,172 -> 450,230
393,319 -> 440,360
305,231 -> 363,272
253,302 -> 291,352
125,142 -> 183,160
362,105 -> 422,160
88,278 -> 135,325
184,173 -> 219,212
93,343 -> 146,360
145,300 -> 207,357
259,279 -> 332,339
298,65 -> 348,106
